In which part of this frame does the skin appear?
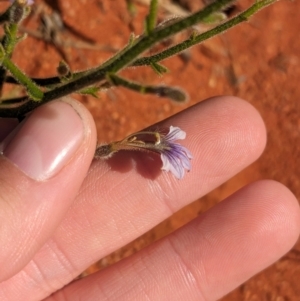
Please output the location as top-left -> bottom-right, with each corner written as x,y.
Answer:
0,96 -> 299,301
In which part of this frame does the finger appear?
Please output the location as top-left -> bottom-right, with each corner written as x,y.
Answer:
0,96 -> 266,299
0,98 -> 97,281
46,180 -> 300,301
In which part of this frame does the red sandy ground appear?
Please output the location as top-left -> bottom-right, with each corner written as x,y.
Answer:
4,0 -> 300,300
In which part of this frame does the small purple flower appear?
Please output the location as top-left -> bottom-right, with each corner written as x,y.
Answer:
95,125 -> 192,179
159,126 -> 192,179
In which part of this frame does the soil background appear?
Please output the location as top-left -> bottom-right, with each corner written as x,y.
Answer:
4,0 -> 300,300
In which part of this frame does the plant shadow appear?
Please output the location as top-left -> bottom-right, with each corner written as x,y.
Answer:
105,151 -> 162,180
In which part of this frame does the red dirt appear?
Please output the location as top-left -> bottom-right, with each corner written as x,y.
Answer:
4,0 -> 300,300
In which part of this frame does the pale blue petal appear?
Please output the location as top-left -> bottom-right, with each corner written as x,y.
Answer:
159,126 -> 192,179
166,126 -> 186,141
161,153 -> 184,179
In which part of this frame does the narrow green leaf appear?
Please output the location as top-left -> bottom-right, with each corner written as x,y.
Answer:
150,62 -> 169,75
2,56 -> 43,101
202,12 -> 227,24
79,86 -> 100,98
145,0 -> 158,35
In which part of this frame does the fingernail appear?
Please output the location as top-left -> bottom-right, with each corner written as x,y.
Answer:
1,101 -> 84,180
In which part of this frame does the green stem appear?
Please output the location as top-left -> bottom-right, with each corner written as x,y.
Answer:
0,2 -> 27,95
99,33 -> 136,70
0,22 -> 19,95
4,23 -> 18,56
2,56 -> 44,101
99,0 -> 235,73
40,0 -> 234,101
107,73 -> 186,102
132,0 -> 277,66
0,0 -> 277,118
145,0 -> 158,34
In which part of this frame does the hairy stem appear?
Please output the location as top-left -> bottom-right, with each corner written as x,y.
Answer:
37,0 -> 234,101
107,73 -> 186,102
132,0 -> 277,66
145,0 -> 158,34
1,56 -> 44,101
0,0 -> 277,118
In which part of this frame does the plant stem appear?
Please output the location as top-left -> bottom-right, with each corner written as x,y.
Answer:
99,0 -> 235,73
0,22 -> 19,95
0,0 -> 277,118
132,0 -> 277,66
41,0 -> 234,101
145,0 -> 158,34
107,73 -> 186,102
1,56 -> 44,101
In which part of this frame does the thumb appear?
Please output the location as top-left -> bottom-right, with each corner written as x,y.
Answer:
0,98 -> 96,281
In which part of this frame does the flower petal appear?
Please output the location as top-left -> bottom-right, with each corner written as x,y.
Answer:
158,126 -> 192,179
165,126 -> 186,141
161,152 -> 184,179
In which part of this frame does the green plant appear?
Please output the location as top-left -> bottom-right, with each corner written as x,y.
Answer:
0,0 -> 277,120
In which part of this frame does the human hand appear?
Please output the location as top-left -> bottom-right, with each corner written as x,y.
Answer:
0,96 -> 299,301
